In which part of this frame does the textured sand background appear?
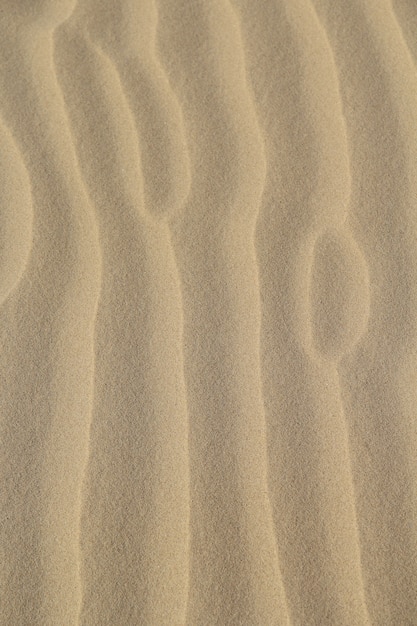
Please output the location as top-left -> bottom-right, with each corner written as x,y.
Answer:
1,0 -> 417,624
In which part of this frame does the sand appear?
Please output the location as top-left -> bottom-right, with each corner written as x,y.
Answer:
0,0 -> 416,624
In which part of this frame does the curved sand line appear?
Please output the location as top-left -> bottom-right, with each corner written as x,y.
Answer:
0,122 -> 33,307
309,226 -> 370,361
391,1 -> 417,73
390,0 -> 417,264
73,0 -> 190,220
1,2 -> 416,624
312,0 -> 417,622
225,1 -> 292,622
0,3 -> 102,625
232,0 -> 372,623
55,10 -> 191,624
157,1 -> 291,623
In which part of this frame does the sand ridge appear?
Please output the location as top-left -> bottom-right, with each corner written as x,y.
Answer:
0,0 -> 416,624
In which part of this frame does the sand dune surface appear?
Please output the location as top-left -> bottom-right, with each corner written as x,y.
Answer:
1,0 -> 417,624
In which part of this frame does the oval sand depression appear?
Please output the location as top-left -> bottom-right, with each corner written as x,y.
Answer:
310,227 -> 370,361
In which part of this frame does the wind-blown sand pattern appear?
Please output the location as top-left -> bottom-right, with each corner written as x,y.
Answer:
54,3 -> 190,623
1,0 -> 416,624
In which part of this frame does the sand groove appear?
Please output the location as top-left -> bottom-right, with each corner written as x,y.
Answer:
0,122 -> 33,308
1,1 -> 417,624
55,4 -> 191,622
312,0 -> 417,622
156,1 -> 291,623
0,3 -> 102,625
391,1 -> 417,69
231,0 -> 373,623
309,227 -> 370,361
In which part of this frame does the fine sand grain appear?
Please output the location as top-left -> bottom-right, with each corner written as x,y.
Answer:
1,1 -> 416,624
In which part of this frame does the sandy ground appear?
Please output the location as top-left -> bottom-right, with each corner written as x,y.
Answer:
1,1 -> 417,624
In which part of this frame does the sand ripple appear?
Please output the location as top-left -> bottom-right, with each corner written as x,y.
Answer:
0,0 -> 416,624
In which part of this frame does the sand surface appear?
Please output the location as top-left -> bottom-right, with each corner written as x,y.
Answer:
1,1 -> 417,624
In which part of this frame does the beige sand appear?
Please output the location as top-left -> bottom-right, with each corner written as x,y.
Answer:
0,0 -> 416,624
